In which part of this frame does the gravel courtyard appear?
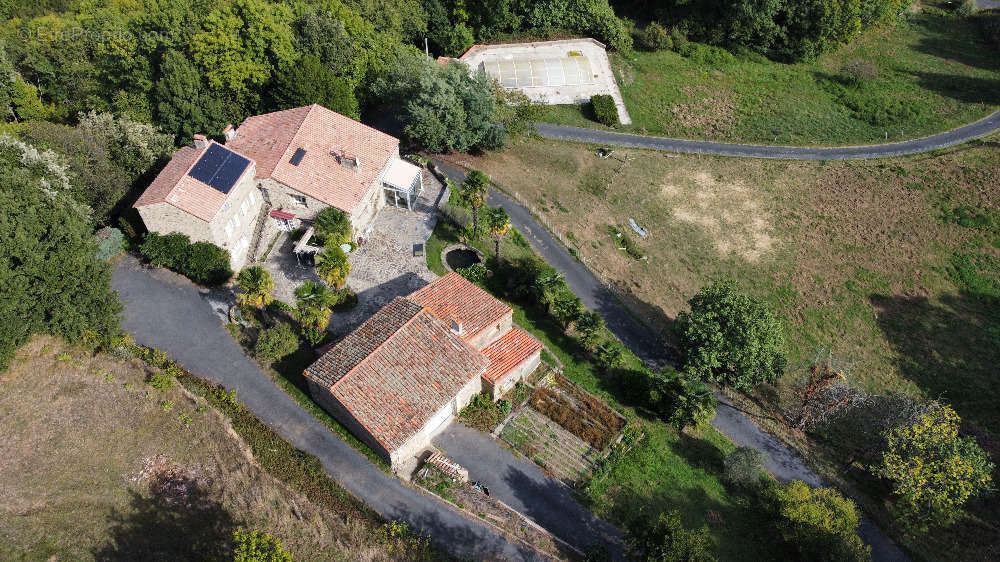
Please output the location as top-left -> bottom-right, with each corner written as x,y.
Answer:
330,168 -> 445,335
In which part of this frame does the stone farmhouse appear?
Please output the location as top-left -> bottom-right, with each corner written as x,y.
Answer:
304,272 -> 543,469
134,104 -> 424,270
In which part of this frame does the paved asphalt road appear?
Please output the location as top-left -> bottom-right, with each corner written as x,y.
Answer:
434,422 -> 625,558
534,110 -> 1000,159
111,256 -> 543,562
432,159 -> 908,562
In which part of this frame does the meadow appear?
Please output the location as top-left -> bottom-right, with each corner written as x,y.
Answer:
539,4 -> 1000,146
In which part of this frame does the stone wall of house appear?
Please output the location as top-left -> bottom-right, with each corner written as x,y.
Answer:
388,374 -> 483,468
138,202 -> 212,246
466,310 -> 514,351
207,168 -> 263,270
306,379 -> 393,463
137,167 -> 261,270
484,350 -> 541,400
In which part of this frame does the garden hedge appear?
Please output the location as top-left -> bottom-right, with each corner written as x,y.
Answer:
591,94 -> 619,126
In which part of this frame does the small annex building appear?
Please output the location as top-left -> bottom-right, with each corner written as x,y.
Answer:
134,104 -> 424,270
304,272 -> 542,469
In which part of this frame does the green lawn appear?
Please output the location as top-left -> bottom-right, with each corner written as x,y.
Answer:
538,6 -> 1000,146
426,219 -> 787,560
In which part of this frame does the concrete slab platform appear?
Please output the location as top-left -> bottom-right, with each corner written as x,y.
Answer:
458,38 -> 632,125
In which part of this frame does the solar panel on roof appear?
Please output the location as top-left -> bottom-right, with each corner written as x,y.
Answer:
187,143 -> 250,194
289,147 -> 306,166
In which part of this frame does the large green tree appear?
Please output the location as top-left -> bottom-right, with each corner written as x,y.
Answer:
767,480 -> 870,561
625,510 -> 716,562
191,0 -> 297,93
0,135 -> 120,370
154,49 -> 227,143
674,280 -> 786,391
870,403 -> 994,530
270,54 -> 359,118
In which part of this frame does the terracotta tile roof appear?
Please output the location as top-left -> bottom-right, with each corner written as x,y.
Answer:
133,142 -> 254,222
481,327 -> 543,384
406,272 -> 511,342
305,297 -> 487,452
227,104 -> 399,213
306,297 -> 424,387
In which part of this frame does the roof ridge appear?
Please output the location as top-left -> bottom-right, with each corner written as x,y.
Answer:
272,105 -> 316,175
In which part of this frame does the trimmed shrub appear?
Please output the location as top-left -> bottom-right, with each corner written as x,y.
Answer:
640,22 -> 672,51
724,446 -> 767,489
680,43 -> 736,67
255,323 -> 299,362
590,94 -> 619,126
140,232 -> 190,269
184,241 -> 232,285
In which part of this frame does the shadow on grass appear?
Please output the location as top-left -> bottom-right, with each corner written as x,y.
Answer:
94,484 -> 234,561
869,292 -> 1000,441
910,72 -> 1000,105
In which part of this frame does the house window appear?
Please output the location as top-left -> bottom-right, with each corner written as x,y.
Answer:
220,200 -> 231,213
225,220 -> 234,239
241,197 -> 251,216
292,194 -> 307,207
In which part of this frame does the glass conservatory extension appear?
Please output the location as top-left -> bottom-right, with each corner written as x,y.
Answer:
382,158 -> 423,210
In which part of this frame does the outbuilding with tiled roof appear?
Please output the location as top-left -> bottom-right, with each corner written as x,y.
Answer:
304,273 -> 544,471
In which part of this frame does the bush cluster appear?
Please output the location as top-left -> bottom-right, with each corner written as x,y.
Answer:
140,232 -> 232,285
590,94 -> 619,126
679,43 -> 736,67
640,22 -> 672,51
255,323 -> 299,362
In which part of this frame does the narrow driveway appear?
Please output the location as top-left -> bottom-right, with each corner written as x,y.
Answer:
431,159 -> 908,562
535,110 -> 1000,159
111,256 -> 543,562
434,160 -> 672,368
434,422 -> 625,558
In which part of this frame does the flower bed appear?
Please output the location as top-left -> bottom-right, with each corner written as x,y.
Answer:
528,373 -> 626,451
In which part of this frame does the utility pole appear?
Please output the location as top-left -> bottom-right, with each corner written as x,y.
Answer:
425,37 -> 429,58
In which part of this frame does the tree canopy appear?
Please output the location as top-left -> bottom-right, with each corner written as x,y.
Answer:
0,135 -> 121,369
675,280 -> 787,391
870,403 -> 994,530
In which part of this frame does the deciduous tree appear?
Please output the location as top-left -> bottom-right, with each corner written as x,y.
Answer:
870,403 -> 994,530
674,280 -> 786,391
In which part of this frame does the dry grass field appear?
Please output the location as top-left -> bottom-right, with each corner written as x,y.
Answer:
443,136 -> 1000,558
0,337 -> 412,562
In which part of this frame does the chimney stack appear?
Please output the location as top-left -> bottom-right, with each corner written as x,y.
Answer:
193,134 -> 208,149
331,149 -> 361,173
223,124 -> 236,142
450,319 -> 463,335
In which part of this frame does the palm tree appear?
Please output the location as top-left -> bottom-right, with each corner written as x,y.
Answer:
236,266 -> 274,308
294,280 -> 336,345
314,207 -> 352,247
485,207 -> 511,260
460,170 -> 490,239
314,246 -> 351,288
